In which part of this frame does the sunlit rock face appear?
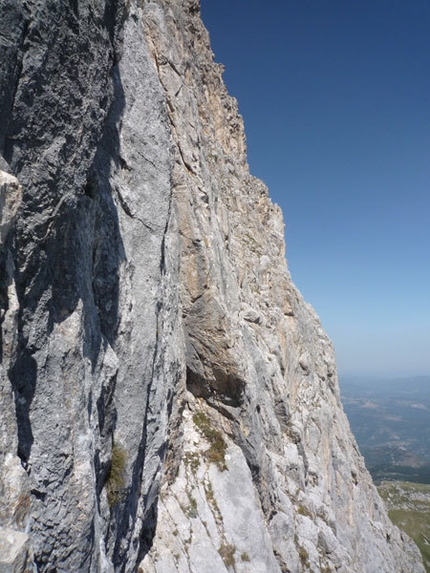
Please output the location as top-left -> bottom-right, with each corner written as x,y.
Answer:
0,1 -> 424,572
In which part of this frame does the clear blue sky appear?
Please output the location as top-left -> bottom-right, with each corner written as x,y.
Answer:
201,0 -> 430,378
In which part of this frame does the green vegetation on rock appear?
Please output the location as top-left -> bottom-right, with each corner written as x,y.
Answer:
106,443 -> 127,507
193,412 -> 227,471
378,481 -> 430,573
219,542 -> 236,568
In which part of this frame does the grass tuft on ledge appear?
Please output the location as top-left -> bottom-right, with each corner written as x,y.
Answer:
193,412 -> 227,471
106,442 -> 127,507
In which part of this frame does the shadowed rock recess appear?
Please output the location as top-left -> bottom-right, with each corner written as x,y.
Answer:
0,1 -> 424,572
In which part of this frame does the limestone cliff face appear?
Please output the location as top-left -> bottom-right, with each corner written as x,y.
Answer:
1,1 -> 183,570
0,1 -> 424,572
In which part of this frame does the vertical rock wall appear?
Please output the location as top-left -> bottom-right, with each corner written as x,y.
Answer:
139,2 -> 424,572
1,1 -> 184,571
0,1 -> 425,572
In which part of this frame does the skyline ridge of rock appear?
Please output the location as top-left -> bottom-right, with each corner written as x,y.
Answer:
0,1 -> 424,572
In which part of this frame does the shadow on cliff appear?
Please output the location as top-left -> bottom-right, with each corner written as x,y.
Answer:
1,2 -> 168,569
5,59 -> 160,573
6,89 -> 126,477
1,0 -> 128,490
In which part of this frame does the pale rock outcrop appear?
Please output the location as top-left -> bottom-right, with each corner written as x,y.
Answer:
0,171 -> 34,571
0,528 -> 33,573
140,2 -> 424,572
0,0 -> 424,572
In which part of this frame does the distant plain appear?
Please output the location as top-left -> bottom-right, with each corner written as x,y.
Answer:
340,375 -> 430,571
340,375 -> 430,484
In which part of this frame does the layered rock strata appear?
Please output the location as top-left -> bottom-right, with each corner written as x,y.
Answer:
0,1 -> 424,572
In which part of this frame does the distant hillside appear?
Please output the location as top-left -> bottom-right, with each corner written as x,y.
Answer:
340,375 -> 430,484
378,481 -> 430,573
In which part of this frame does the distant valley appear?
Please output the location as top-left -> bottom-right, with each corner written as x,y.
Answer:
339,375 -> 430,484
340,375 -> 430,571
378,481 -> 430,573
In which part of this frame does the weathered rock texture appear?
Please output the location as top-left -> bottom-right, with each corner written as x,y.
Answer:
1,1 -> 182,571
0,1 -> 424,572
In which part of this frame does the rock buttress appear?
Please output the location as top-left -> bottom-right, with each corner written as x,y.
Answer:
0,1 -> 184,571
139,2 -> 424,572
